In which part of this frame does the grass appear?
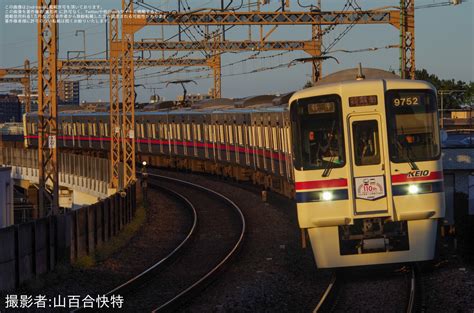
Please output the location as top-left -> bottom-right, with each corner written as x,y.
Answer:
73,204 -> 147,269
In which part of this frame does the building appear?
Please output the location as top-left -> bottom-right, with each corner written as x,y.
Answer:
0,94 -> 22,123
58,80 -> 80,105
0,167 -> 13,228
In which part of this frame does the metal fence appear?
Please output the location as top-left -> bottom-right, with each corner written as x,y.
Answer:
0,148 -> 110,183
0,148 -> 110,195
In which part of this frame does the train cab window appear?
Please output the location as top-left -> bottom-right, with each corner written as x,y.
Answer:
290,94 -> 345,171
386,90 -> 440,163
352,120 -> 381,166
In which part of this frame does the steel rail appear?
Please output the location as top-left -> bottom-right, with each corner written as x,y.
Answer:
70,183 -> 198,313
313,272 -> 339,313
147,173 -> 246,313
406,265 -> 419,313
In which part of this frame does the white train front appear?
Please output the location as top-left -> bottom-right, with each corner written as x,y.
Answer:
24,68 -> 445,268
290,69 -> 445,267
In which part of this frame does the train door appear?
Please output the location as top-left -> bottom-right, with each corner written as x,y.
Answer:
348,114 -> 390,215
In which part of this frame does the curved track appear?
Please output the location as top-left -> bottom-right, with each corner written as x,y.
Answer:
72,173 -> 246,312
147,174 -> 246,312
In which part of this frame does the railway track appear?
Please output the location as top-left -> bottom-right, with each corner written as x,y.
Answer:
72,174 -> 246,312
313,265 -> 422,313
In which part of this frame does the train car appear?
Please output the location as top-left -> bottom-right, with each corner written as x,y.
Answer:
23,67 -> 444,268
290,67 -> 445,267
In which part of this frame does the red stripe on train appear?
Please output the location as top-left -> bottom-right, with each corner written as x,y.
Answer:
295,178 -> 348,190
25,135 -> 286,161
391,171 -> 443,183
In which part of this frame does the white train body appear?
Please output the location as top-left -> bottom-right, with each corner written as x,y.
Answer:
24,68 -> 444,268
290,73 -> 445,267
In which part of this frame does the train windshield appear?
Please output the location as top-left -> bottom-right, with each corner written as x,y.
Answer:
290,94 -> 345,171
386,89 -> 440,163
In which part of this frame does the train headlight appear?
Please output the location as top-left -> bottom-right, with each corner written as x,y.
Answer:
321,191 -> 333,201
408,184 -> 420,194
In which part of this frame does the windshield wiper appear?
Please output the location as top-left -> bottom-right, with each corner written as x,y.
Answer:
395,138 -> 419,171
399,126 -> 419,170
322,121 -> 337,177
322,154 -> 335,177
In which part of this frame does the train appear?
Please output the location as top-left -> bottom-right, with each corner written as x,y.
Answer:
24,67 -> 445,268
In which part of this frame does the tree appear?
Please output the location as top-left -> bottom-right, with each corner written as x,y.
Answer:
415,69 -> 473,109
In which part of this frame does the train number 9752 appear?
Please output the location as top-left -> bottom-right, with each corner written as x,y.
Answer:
392,96 -> 420,106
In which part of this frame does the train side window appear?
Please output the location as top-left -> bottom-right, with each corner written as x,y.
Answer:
136,124 -> 141,138
237,125 -> 243,145
219,125 -> 224,143
212,124 -> 216,142
228,125 -> 234,144
197,124 -> 202,142
81,123 -> 85,136
176,123 -> 180,140
250,124 -> 255,147
93,123 -> 97,136
280,127 -> 286,152
187,124 -> 191,141
265,126 -> 271,149
273,127 -> 278,151
146,124 -> 151,139
352,120 -> 381,166
258,125 -> 263,147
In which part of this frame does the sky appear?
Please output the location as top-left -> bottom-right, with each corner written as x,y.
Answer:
0,0 -> 472,103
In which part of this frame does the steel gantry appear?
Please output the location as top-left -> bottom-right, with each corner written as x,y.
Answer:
122,5 -> 416,98
109,10 -> 122,190
37,0 -> 59,216
400,0 -> 415,79
121,0 -> 137,188
0,60 -> 32,113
